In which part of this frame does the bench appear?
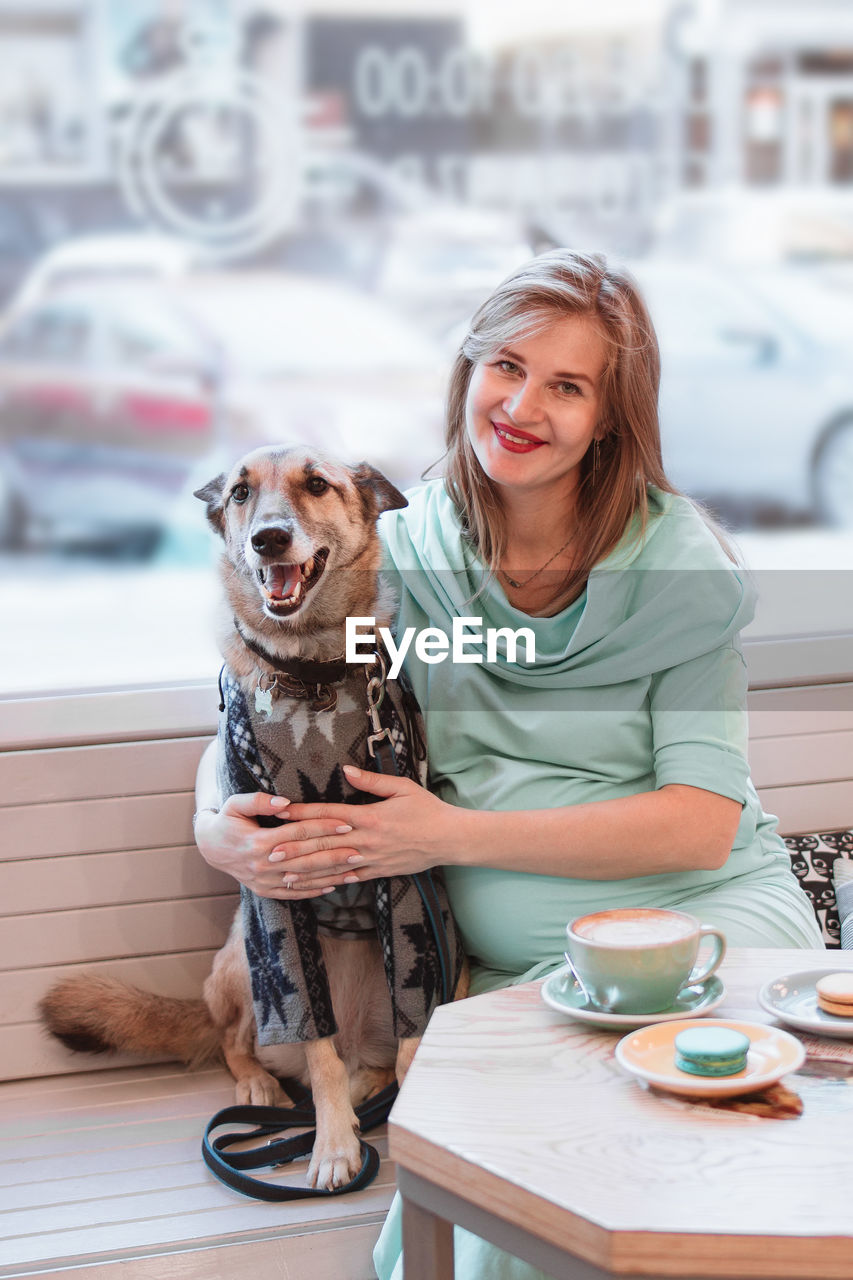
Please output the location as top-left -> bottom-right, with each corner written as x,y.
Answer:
1,680 -> 852,1278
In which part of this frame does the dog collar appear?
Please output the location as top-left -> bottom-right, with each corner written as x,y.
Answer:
232,618 -> 348,685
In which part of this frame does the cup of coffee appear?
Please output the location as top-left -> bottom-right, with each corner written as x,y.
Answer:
564,908 -> 726,1014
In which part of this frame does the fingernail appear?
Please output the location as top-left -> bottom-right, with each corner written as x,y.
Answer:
322,886 -> 336,894
343,874 -> 359,884
268,850 -> 285,862
270,796 -> 290,808
346,854 -> 364,865
335,824 -> 353,834
343,765 -> 360,777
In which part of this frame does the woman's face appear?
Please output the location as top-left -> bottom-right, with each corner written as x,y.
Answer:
464,312 -> 608,506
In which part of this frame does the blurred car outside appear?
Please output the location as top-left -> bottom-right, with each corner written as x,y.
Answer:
0,196 -> 59,308
651,187 -> 853,269
629,258 -> 853,527
274,149 -> 534,337
5,231 -> 199,314
0,270 -> 447,553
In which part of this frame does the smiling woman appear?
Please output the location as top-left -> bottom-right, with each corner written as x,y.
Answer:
191,250 -> 826,1280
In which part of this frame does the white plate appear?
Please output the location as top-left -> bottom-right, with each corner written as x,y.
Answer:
758,969 -> 853,1040
615,1019 -> 806,1099
540,966 -> 725,1030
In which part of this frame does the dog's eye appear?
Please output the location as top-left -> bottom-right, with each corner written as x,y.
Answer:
306,475 -> 329,496
231,483 -> 250,504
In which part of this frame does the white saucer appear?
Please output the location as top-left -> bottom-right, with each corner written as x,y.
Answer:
615,1019 -> 806,1099
540,966 -> 726,1030
758,969 -> 853,1040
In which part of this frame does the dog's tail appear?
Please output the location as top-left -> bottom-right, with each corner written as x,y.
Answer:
39,975 -> 222,1068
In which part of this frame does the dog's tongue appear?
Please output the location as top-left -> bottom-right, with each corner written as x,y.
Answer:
266,564 -> 301,599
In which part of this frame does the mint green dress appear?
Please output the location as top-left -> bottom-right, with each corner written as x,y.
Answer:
374,481 -> 821,1280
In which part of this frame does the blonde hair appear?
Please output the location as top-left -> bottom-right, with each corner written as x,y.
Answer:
443,249 -> 696,606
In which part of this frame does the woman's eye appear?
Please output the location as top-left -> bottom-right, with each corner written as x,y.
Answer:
307,475 -> 329,496
558,381 -> 581,396
496,359 -> 519,374
231,483 -> 250,503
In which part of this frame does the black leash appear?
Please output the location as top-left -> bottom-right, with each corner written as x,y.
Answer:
202,1081 -> 398,1201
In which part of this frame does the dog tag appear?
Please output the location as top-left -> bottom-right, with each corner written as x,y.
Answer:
255,683 -> 274,719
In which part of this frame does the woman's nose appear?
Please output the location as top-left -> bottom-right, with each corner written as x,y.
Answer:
504,382 -> 544,423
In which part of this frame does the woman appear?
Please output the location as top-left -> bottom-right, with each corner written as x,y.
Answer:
195,249 -> 821,1279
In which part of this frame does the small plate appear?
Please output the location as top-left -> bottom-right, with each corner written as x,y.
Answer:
540,966 -> 725,1029
615,1019 -> 805,1099
758,969 -> 853,1040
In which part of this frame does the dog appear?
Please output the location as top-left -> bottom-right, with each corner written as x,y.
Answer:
40,444 -> 467,1192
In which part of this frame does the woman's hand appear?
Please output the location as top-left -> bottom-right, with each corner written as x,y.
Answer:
267,764 -> 454,888
193,792 -> 345,900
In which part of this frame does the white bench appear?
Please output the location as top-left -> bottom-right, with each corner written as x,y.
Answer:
1,680 -> 851,1279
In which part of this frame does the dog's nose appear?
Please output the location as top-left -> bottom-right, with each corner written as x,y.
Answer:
251,525 -> 293,556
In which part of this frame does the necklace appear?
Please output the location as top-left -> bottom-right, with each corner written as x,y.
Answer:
499,534 -> 574,590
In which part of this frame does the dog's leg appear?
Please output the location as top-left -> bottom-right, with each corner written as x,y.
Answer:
304,1036 -> 363,1190
221,1021 -> 292,1106
203,920 -> 291,1106
394,958 -> 470,1086
348,1064 -> 396,1108
395,1036 -> 420,1084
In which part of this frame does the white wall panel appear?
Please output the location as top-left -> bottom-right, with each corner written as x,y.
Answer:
0,738 -> 211,806
0,794 -> 194,861
0,898 -> 235,972
5,848 -> 235,916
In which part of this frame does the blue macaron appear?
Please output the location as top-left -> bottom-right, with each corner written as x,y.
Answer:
674,1027 -> 750,1077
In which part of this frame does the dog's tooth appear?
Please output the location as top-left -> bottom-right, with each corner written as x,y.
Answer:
304,557 -> 314,577
292,580 -> 303,600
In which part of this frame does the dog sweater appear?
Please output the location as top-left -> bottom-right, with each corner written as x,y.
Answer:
217,665 -> 465,1045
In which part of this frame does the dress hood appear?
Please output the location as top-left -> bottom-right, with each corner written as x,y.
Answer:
380,481 -> 755,690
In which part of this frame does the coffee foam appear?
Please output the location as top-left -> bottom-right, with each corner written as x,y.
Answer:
573,909 -> 694,946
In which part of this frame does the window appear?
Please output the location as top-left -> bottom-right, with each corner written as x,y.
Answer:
0,0 -> 850,718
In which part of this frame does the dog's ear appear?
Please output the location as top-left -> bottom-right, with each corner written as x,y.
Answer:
351,463 -> 408,516
193,473 -> 227,535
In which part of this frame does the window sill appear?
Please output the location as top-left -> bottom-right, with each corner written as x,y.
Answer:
1,634 -> 851,751
0,679 -> 219,751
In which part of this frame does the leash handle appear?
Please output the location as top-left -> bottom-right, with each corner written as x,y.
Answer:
202,1081 -> 397,1201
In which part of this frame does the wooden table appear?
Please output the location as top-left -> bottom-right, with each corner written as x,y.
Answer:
389,948 -> 853,1280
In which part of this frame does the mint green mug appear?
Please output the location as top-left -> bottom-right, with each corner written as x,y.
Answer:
565,908 -> 726,1015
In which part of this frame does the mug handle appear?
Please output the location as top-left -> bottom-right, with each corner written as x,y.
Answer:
686,926 -> 726,986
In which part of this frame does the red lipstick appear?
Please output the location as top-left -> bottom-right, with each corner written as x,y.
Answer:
492,422 -> 545,453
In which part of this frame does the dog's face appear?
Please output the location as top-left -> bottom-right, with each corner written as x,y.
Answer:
194,445 -> 406,627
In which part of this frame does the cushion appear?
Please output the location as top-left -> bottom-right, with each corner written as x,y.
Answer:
832,857 -> 853,950
785,829 -> 853,948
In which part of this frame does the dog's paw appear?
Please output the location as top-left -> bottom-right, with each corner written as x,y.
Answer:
307,1129 -> 362,1191
235,1070 -> 289,1107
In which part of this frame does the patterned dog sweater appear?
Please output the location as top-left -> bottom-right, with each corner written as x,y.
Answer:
217,663 -> 465,1046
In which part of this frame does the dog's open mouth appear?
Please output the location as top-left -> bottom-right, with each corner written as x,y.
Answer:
257,547 -> 329,614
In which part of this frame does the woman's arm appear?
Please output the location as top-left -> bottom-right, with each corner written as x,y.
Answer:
193,738 -> 344,899
268,765 -> 741,889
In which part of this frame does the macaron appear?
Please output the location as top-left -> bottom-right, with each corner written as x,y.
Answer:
815,973 -> 853,1018
674,1027 -> 750,1077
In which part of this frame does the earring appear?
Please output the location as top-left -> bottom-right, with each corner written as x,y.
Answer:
592,438 -> 601,483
